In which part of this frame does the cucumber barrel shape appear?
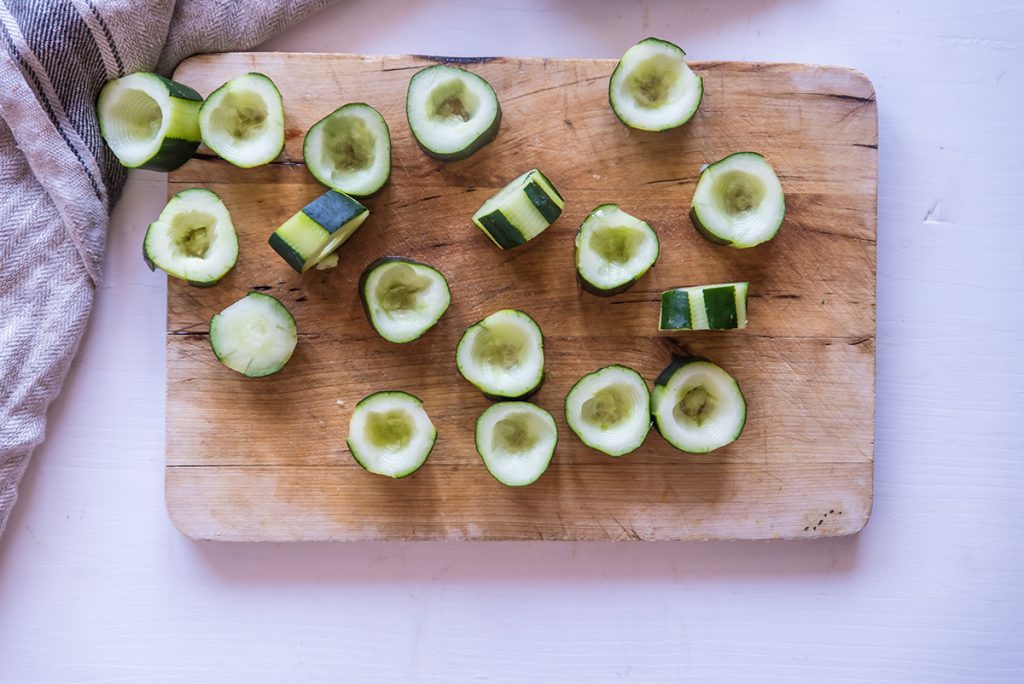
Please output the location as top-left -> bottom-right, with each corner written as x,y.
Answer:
269,189 -> 369,273
472,169 -> 564,249
659,282 -> 749,331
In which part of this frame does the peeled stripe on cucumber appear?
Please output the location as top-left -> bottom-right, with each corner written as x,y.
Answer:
347,391 -> 437,478
304,103 -> 391,197
144,188 -> 238,286
475,402 -> 557,487
209,292 -> 297,378
659,282 -> 749,331
456,309 -> 544,400
269,189 -> 369,273
406,64 -> 501,161
575,204 -> 659,296
651,357 -> 746,453
564,365 -> 651,457
609,38 -> 703,131
199,73 -> 284,168
358,257 -> 451,344
690,152 -> 785,248
472,169 -> 563,249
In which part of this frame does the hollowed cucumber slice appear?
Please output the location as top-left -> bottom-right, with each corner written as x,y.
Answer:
347,391 -> 436,478
475,402 -> 557,486
143,188 -> 238,286
690,152 -> 785,248
97,72 -> 202,171
406,64 -> 501,161
565,365 -> 651,457
472,169 -> 564,249
575,204 -> 660,296
269,189 -> 369,273
609,37 -> 703,131
209,292 -> 297,378
456,309 -> 544,400
199,73 -> 284,168
659,282 -> 749,331
304,103 -> 391,197
651,357 -> 746,453
359,257 -> 451,343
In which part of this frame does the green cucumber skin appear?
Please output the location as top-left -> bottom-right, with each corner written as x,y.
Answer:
357,256 -> 449,343
533,169 -> 564,202
481,373 -> 544,402
268,232 -> 307,273
653,355 -> 711,388
659,289 -> 692,329
477,210 -> 527,249
523,181 -> 562,223
412,104 -> 502,162
688,207 -> 734,246
268,190 -> 369,273
151,73 -> 202,102
702,285 -> 738,329
575,270 -> 642,297
136,134 -> 201,172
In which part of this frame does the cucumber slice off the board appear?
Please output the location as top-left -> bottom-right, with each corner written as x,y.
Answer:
472,169 -> 564,249
97,71 -> 202,171
304,102 -> 391,197
659,282 -> 749,331
651,357 -> 746,453
475,402 -> 557,487
199,72 -> 285,168
406,64 -> 501,161
575,204 -> 660,296
690,152 -> 785,248
209,292 -> 297,378
608,37 -> 703,131
358,257 -> 451,343
143,188 -> 238,286
346,391 -> 437,478
456,309 -> 544,400
269,189 -> 369,273
564,365 -> 651,457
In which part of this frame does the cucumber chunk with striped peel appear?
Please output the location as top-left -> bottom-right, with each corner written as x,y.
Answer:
199,73 -> 284,168
97,72 -> 202,171
209,292 -> 297,378
659,282 -> 749,331
269,189 -> 369,273
347,391 -> 437,478
304,103 -> 391,197
609,38 -> 703,131
575,204 -> 659,296
359,257 -> 451,343
564,365 -> 651,457
472,169 -> 564,249
690,152 -> 785,248
651,357 -> 746,453
475,402 -> 557,486
144,188 -> 237,287
406,64 -> 501,161
456,309 -> 544,400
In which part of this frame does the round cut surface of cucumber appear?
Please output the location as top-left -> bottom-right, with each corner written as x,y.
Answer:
199,73 -> 284,168
406,64 -> 501,161
359,257 -> 451,343
456,309 -> 545,400
209,292 -> 297,378
575,204 -> 660,295
690,152 -> 785,248
565,365 -> 651,457
475,402 -> 557,486
651,357 -> 746,453
609,37 -> 703,131
144,188 -> 238,286
347,391 -> 436,478
304,103 -> 391,197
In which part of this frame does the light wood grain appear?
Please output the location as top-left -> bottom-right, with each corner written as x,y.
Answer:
166,52 -> 876,541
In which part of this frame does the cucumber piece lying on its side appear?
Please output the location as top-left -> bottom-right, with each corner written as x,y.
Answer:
144,188 -> 238,286
456,309 -> 544,400
359,257 -> 451,343
304,103 -> 391,197
472,169 -> 564,249
199,72 -> 284,168
651,357 -> 746,453
690,152 -> 785,248
659,282 -> 749,331
209,292 -> 297,378
97,72 -> 202,171
565,365 -> 651,457
475,402 -> 557,486
347,391 -> 437,478
575,204 -> 660,296
269,189 -> 369,273
406,64 -> 501,161
609,37 -> 703,131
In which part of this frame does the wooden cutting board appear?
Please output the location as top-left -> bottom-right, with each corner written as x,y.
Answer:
165,52 -> 876,541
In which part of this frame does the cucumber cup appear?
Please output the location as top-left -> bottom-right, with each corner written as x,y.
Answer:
609,38 -> 703,131
651,357 -> 746,453
690,152 -> 785,248
199,73 -> 285,168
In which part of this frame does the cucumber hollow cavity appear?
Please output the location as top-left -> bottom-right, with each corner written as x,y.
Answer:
406,65 -> 501,161
304,103 -> 391,196
97,72 -> 202,171
199,73 -> 284,168
209,292 -> 297,378
691,152 -> 785,248
359,257 -> 451,343
456,309 -> 544,400
565,366 -> 651,457
660,282 -> 749,331
475,402 -> 557,487
269,189 -> 369,273
609,38 -> 703,131
144,188 -> 238,286
575,204 -> 659,295
472,169 -> 564,249
347,391 -> 436,478
651,357 -> 746,453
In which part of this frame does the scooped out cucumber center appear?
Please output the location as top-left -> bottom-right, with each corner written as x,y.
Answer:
716,171 -> 767,217
674,386 -> 715,426
365,409 -> 415,450
322,115 -> 376,176
375,265 -> 432,314
108,88 -> 163,144
589,225 -> 646,265
169,210 -> 216,259
627,56 -> 682,108
472,324 -> 527,370
581,384 -> 635,429
210,91 -> 268,140
494,413 -> 543,453
428,80 -> 479,124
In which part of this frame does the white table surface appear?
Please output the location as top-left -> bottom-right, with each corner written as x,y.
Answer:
2,1 -> 1022,681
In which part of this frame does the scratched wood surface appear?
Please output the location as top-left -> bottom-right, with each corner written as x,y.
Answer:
165,52 -> 876,541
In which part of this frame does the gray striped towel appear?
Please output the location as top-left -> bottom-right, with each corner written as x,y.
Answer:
0,0 -> 332,541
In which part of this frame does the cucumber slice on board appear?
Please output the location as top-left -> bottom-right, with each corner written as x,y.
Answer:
575,204 -> 660,296
304,103 -> 391,197
143,188 -> 238,286
268,189 -> 369,273
406,64 -> 501,161
609,37 -> 703,131
659,282 -> 749,331
209,292 -> 297,378
346,391 -> 437,478
472,169 -> 564,249
564,365 -> 651,457
651,357 -> 746,453
690,152 -> 785,248
358,257 -> 451,343
475,402 -> 557,486
199,72 -> 284,168
456,309 -> 544,400
97,72 -> 202,171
